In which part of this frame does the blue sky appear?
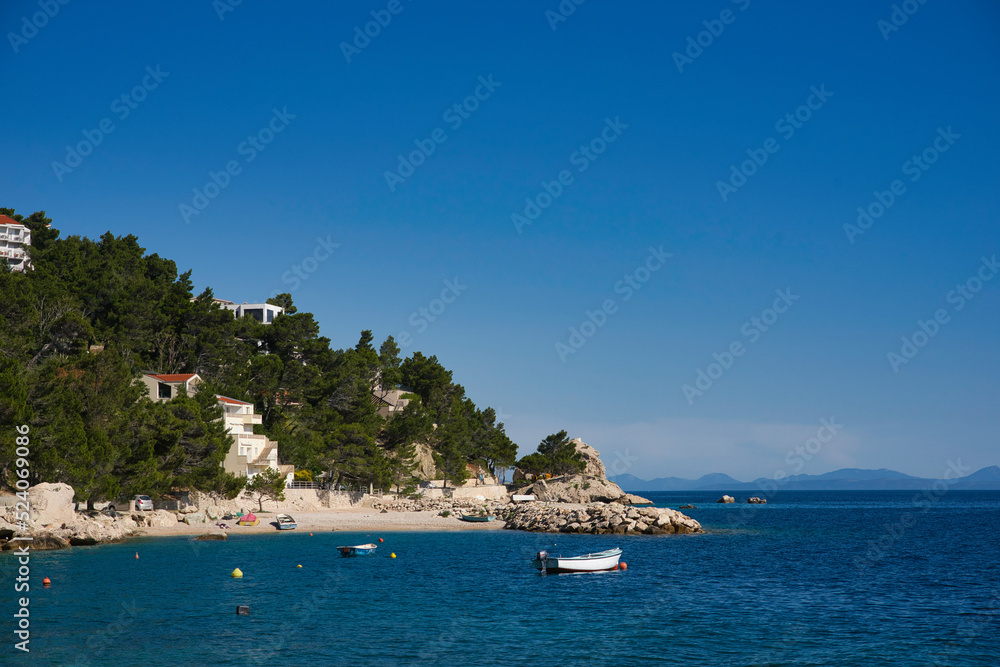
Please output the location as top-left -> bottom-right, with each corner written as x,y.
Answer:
3,1 -> 999,480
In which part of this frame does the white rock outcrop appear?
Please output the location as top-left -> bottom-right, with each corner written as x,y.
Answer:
569,438 -> 607,478
28,483 -> 75,528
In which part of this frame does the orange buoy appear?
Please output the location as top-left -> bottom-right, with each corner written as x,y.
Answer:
619,562 -> 628,571
42,577 -> 51,586
309,533 -> 313,536
378,538 -> 384,543
134,552 -> 139,559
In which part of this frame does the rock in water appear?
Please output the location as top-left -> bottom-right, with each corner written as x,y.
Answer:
195,533 -> 227,541
716,495 -> 735,504
27,533 -> 70,550
747,497 -> 767,504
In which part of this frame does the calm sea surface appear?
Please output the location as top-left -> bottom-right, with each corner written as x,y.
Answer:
5,491 -> 999,666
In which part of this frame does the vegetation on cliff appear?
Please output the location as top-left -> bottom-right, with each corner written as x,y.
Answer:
0,208 -> 517,505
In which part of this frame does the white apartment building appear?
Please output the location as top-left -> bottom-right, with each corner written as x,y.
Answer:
217,395 -> 292,481
0,215 -> 31,272
222,302 -> 285,324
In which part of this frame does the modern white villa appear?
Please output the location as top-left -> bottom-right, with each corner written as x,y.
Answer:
222,301 -> 285,324
216,395 -> 293,482
0,214 -> 31,272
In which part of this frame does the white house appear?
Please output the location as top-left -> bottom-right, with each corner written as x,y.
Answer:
139,373 -> 202,402
223,302 -> 284,324
0,215 -> 31,272
217,395 -> 293,482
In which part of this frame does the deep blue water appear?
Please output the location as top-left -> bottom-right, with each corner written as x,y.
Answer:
4,491 -> 999,666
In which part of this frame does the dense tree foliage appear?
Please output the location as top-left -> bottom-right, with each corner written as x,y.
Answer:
515,430 -> 585,477
0,208 -> 519,501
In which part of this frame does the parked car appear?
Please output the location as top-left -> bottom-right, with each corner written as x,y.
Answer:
107,495 -> 153,512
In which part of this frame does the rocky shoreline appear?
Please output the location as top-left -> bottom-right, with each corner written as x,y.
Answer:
2,442 -> 705,549
501,501 -> 702,535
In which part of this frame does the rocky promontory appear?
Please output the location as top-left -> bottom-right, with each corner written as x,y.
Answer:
502,502 -> 702,535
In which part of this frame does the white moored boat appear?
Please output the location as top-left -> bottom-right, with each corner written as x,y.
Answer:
532,547 -> 622,574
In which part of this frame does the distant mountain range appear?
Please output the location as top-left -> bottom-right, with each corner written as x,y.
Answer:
609,466 -> 1000,491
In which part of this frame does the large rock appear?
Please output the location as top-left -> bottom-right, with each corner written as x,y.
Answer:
520,475 -> 629,504
195,532 -> 227,541
146,510 -> 179,528
28,483 -> 75,528
412,442 -> 437,480
569,438 -> 607,478
716,495 -> 735,504
25,533 -> 70,550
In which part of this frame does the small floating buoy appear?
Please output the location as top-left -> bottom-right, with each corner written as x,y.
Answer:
296,564 -> 302,568
390,553 -> 396,558
134,552 -> 139,559
236,605 -> 250,616
231,568 -> 243,578
309,533 -> 313,536
42,577 -> 51,586
619,562 -> 628,571
378,538 -> 384,543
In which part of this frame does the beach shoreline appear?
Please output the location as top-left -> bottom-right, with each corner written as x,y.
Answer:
138,508 -> 506,537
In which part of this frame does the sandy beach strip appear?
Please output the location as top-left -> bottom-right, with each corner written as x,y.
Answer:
139,508 -> 506,537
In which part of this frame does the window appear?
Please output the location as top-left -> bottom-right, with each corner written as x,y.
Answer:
158,382 -> 172,399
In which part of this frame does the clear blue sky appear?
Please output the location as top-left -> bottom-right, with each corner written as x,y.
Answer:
3,1 -> 998,480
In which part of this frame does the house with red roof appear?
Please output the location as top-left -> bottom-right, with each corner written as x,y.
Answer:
0,214 -> 31,272
138,372 -> 292,482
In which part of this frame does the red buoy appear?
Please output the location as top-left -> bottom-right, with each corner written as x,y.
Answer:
378,538 -> 384,543
42,577 -> 51,586
135,552 -> 139,559
619,562 -> 628,571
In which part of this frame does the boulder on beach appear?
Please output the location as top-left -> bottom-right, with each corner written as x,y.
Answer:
716,495 -> 735,504
28,483 -> 75,528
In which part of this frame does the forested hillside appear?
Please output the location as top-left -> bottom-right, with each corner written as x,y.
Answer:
0,208 -> 516,506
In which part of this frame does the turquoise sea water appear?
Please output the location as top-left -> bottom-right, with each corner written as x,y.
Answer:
4,491 -> 999,666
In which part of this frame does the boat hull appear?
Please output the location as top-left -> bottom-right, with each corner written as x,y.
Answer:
337,543 -> 378,557
459,514 -> 495,522
532,548 -> 622,574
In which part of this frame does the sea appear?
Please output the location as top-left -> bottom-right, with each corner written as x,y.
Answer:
5,490 -> 998,666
